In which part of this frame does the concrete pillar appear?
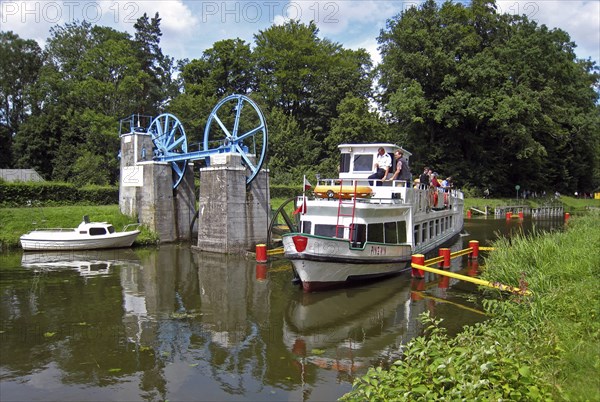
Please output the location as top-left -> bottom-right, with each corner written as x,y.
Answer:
119,132 -> 154,217
119,129 -> 197,243
139,162 -> 177,242
196,153 -> 270,254
174,165 -> 196,241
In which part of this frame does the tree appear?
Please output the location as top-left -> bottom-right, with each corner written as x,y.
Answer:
266,107 -> 320,184
378,0 -> 600,195
253,21 -> 374,148
0,31 -> 43,167
133,12 -> 177,113
12,21 -> 171,184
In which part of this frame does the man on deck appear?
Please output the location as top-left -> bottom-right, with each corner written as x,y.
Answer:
368,147 -> 392,186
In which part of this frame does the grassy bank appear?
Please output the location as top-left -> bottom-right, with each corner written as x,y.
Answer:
342,211 -> 600,401
0,205 -> 159,250
464,195 -> 600,214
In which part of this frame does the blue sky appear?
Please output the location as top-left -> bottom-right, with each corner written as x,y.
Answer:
1,1 -> 598,67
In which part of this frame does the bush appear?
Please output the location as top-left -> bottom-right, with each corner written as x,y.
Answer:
0,182 -> 118,206
270,184 -> 302,199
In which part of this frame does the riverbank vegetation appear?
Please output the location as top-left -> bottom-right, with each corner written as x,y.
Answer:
0,205 -> 159,250
341,212 -> 600,401
464,195 -> 600,214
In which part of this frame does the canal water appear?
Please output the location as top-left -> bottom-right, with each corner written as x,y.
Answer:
0,216 -> 563,401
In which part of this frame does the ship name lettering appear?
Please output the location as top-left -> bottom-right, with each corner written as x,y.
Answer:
370,246 -> 386,256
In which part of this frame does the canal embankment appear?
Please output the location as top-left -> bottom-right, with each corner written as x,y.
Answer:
341,211 -> 600,401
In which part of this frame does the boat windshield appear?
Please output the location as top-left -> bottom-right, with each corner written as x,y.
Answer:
89,227 -> 107,236
107,226 -> 115,234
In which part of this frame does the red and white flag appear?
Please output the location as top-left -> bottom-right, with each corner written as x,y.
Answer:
304,176 -> 312,191
293,176 -> 311,215
293,197 -> 307,215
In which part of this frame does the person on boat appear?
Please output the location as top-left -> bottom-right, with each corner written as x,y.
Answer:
387,150 -> 412,184
419,167 -> 430,189
441,176 -> 452,190
441,176 -> 453,207
368,147 -> 392,186
430,172 -> 441,208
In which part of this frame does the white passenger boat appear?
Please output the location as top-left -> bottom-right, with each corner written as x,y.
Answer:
20,216 -> 140,251
282,143 -> 464,291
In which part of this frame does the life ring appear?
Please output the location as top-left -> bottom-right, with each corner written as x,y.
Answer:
314,184 -> 373,199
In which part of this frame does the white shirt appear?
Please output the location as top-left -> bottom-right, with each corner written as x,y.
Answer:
375,153 -> 392,170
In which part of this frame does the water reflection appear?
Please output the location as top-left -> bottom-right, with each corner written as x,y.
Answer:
0,217 -> 564,401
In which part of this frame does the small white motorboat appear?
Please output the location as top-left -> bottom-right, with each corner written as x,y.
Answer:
20,216 -> 141,251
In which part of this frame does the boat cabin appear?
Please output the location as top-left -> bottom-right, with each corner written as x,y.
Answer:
338,143 -> 411,182
77,220 -> 116,236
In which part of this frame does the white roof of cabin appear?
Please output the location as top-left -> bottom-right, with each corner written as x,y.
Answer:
337,143 -> 412,159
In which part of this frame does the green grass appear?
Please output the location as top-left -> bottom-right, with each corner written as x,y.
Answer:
0,205 -> 159,250
342,211 -> 600,401
464,195 -> 600,214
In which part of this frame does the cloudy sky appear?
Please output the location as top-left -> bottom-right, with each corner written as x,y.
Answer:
1,0 -> 598,66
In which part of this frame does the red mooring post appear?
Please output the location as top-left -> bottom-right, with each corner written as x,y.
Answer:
438,275 -> 450,290
411,254 -> 425,279
564,212 -> 570,223
467,210 -> 472,219
410,278 -> 425,301
439,248 -> 451,269
469,240 -> 479,260
505,211 -> 512,220
468,259 -> 479,277
518,211 -> 524,220
255,263 -> 267,281
256,244 -> 267,263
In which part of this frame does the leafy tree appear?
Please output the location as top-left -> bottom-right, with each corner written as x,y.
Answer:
266,107 -> 320,184
13,21 -> 169,184
378,0 -> 599,195
170,39 -> 255,144
253,21 -> 374,154
321,95 -> 391,176
0,31 -> 43,167
133,12 -> 177,113
183,39 -> 255,97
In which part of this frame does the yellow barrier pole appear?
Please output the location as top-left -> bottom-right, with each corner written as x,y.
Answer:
410,261 -> 531,296
267,247 -> 284,255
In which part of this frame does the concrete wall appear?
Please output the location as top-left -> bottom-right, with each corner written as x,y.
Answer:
119,132 -> 195,242
196,154 -> 270,254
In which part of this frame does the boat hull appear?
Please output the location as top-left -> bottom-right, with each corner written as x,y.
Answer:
289,259 -> 409,291
283,222 -> 462,292
20,230 -> 140,251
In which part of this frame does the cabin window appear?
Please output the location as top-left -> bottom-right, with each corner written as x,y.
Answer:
107,225 -> 115,234
367,223 -> 384,243
340,153 -> 351,173
435,219 -> 440,236
422,224 -> 427,241
429,221 -> 434,238
384,222 -> 397,244
302,221 -> 312,234
89,227 -> 107,236
314,224 -> 337,237
397,221 -> 407,243
414,224 -> 420,244
79,231 -> 87,234
350,223 -> 366,243
353,154 -> 373,172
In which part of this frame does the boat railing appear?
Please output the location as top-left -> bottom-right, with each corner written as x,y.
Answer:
122,223 -> 142,232
27,227 -> 76,232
